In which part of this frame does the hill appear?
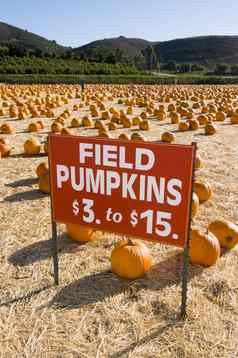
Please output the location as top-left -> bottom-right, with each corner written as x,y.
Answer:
73,36 -> 152,60
76,35 -> 238,66
0,21 -> 66,53
1,22 -> 238,66
155,36 -> 238,65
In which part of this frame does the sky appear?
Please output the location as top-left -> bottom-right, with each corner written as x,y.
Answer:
1,0 -> 238,47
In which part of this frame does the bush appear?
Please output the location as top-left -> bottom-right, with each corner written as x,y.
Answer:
162,61 -> 177,72
230,65 -> 238,76
214,64 -> 229,76
178,63 -> 192,73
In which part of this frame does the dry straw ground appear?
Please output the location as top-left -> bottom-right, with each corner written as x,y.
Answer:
0,84 -> 238,357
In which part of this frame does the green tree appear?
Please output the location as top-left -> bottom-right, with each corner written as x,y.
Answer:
191,63 -> 205,72
214,64 -> 229,75
0,46 -> 9,57
105,52 -> 116,64
133,55 -> 146,69
115,48 -> 124,63
143,46 -> 158,70
8,42 -> 27,57
163,61 -> 177,72
178,63 -> 191,73
230,65 -> 238,76
34,48 -> 43,58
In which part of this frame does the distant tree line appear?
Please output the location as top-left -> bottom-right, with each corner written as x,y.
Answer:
161,61 -> 205,73
212,64 -> 238,76
0,45 -> 144,75
0,42 -> 160,72
161,60 -> 238,76
1,42 -> 238,76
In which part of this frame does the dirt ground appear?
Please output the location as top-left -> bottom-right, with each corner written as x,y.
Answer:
0,84 -> 238,357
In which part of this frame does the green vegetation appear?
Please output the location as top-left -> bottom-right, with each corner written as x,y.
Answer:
1,21 -> 238,84
0,56 -> 140,75
1,74 -> 238,85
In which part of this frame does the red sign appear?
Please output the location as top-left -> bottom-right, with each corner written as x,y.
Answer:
48,134 -> 195,247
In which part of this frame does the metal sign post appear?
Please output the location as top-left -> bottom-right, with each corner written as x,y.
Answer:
48,135 -> 59,285
180,142 -> 197,319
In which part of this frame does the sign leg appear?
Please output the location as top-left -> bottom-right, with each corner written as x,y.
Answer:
51,220 -> 59,285
180,142 -> 197,319
48,135 -> 59,286
180,236 -> 190,319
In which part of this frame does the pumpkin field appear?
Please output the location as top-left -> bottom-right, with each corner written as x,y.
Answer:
0,83 -> 238,357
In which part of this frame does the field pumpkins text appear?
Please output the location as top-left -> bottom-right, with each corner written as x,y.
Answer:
55,143 -> 183,239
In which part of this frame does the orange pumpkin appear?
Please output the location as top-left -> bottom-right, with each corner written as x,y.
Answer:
101,110 -> 110,120
0,139 -> 11,157
36,162 -> 49,178
208,220 -> 238,249
71,118 -> 81,128
132,116 -> 142,125
122,117 -> 133,128
99,131 -> 112,139
205,123 -> 217,135
118,133 -> 131,141
37,120 -> 44,129
230,114 -> 238,124
66,223 -> 97,242
190,229 -> 220,267
61,128 -> 73,135
1,123 -> 15,134
82,116 -> 93,127
188,119 -> 199,130
194,181 -> 212,203
197,114 -> 208,126
178,121 -> 189,132
161,131 -> 176,143
170,112 -> 180,124
216,111 -> 226,122
28,122 -> 40,132
131,132 -> 146,141
140,111 -> 149,120
39,172 -> 50,194
111,238 -> 151,279
108,122 -> 117,130
53,121 -> 63,132
24,138 -> 41,155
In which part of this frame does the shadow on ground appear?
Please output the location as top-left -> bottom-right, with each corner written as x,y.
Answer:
194,132 -> 206,136
5,177 -> 38,188
50,252 -> 204,310
109,318 -> 182,358
8,233 -> 80,267
10,153 -> 47,159
4,189 -> 48,202
0,284 -> 51,307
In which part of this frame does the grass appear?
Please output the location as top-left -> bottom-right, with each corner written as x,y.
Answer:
0,84 -> 238,356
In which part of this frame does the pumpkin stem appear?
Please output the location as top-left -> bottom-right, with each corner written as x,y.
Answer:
127,238 -> 135,246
